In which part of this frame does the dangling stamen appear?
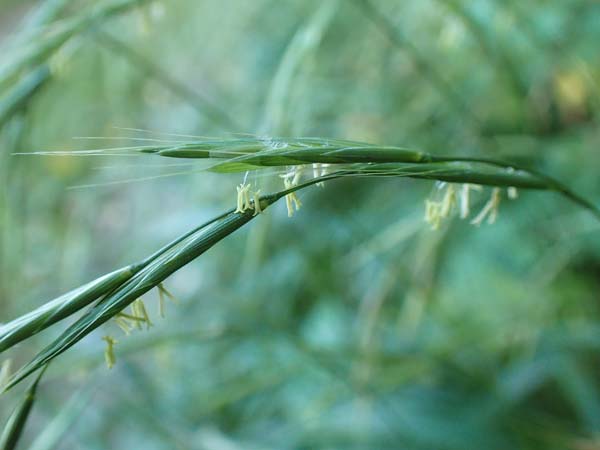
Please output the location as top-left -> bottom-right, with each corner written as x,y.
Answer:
114,316 -> 133,335
424,199 -> 442,230
158,283 -> 178,318
102,336 -> 118,369
235,183 -> 252,213
253,189 -> 263,216
470,188 -> 502,226
424,183 -> 459,229
440,184 -> 457,218
281,170 -> 302,217
459,184 -> 482,219
132,299 -> 152,330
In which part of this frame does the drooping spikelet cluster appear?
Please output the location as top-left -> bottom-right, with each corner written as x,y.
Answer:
102,283 -> 178,369
425,183 -> 518,230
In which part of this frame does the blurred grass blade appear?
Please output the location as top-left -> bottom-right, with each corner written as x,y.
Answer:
0,65 -> 51,130
0,0 -> 148,90
22,0 -> 72,30
0,365 -> 47,450
260,0 -> 339,133
29,386 -> 93,450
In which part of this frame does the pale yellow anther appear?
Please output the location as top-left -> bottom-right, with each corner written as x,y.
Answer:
292,167 -> 303,185
102,336 -> 118,369
470,187 -> 502,226
132,299 -> 152,330
115,316 -> 133,335
424,200 -> 442,230
424,183 -> 461,229
253,189 -> 263,216
439,184 -> 457,218
459,184 -> 483,219
281,171 -> 302,217
235,183 -> 252,213
157,283 -> 178,318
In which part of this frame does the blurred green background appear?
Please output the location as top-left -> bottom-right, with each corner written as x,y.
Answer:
1,0 -> 600,449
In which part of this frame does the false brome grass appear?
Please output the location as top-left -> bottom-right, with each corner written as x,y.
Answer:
27,136 -> 598,217
2,136 -> 599,438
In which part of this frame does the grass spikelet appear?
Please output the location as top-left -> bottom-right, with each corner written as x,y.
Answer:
126,136 -> 600,220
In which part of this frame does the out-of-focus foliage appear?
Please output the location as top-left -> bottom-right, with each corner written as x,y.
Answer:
1,0 -> 599,449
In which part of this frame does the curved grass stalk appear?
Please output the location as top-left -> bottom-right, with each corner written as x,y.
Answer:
1,192 -> 286,392
0,65 -> 51,130
2,157 -> 598,392
0,207 -> 233,353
